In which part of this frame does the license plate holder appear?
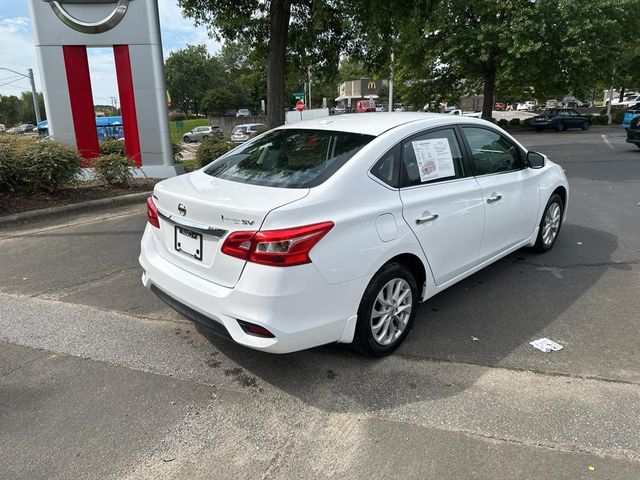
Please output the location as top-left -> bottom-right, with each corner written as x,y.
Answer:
175,226 -> 203,261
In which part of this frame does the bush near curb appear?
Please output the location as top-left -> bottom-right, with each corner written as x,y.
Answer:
171,141 -> 184,163
196,136 -> 236,168
20,139 -> 82,192
93,154 -> 135,187
589,114 -> 609,125
0,135 -> 32,191
497,118 -> 509,127
100,139 -> 126,156
508,118 -> 521,126
522,118 -> 532,127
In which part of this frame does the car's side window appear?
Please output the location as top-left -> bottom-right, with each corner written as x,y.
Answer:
568,110 -> 579,116
371,146 -> 399,187
462,127 -> 522,176
400,128 -> 465,187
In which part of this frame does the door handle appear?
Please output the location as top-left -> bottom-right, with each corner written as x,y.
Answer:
416,214 -> 439,224
486,194 -> 503,203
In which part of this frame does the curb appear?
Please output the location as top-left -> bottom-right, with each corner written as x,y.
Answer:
0,191 -> 152,227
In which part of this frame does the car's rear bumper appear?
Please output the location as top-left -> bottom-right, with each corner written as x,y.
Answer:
139,226 -> 364,354
626,130 -> 640,144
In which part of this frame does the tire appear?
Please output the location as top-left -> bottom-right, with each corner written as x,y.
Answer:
555,121 -> 565,132
183,136 -> 191,144
581,121 -> 590,131
636,144 -> 640,150
353,262 -> 418,357
533,193 -> 564,252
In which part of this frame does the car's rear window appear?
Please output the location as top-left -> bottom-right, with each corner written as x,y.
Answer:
540,110 -> 558,116
232,126 -> 247,133
204,129 -> 374,188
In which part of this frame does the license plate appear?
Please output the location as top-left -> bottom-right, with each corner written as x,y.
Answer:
175,226 -> 203,261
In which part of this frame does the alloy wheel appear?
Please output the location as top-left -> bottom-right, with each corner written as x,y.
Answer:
370,278 -> 413,346
542,202 -> 561,246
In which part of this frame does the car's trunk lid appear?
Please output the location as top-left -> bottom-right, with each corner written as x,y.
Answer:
152,171 -> 309,287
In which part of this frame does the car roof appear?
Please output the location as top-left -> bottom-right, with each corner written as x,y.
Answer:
234,123 -> 264,128
277,112 -> 493,136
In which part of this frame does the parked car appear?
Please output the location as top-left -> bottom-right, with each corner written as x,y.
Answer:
19,123 -> 35,134
355,99 -> 377,113
494,102 -> 506,111
333,105 -> 347,115
6,126 -> 20,134
517,101 -> 536,111
183,126 -> 223,143
531,109 -> 591,132
236,108 -> 251,117
140,113 -> 568,356
375,104 -> 385,112
626,115 -> 640,149
230,123 -> 266,143
393,103 -> 406,112
622,103 -> 640,129
545,99 -> 558,109
0,124 -> 5,133
618,95 -> 640,108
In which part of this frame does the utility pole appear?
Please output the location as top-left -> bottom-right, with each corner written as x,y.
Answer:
28,69 -> 42,124
308,67 -> 312,109
388,50 -> 394,113
606,83 -> 614,125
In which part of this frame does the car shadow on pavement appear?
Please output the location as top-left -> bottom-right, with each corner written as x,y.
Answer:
200,223 -> 618,413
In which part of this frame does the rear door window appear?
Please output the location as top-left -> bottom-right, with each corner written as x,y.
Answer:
400,128 -> 465,187
205,129 -> 374,188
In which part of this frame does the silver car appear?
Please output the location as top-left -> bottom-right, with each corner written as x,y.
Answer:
183,126 -> 223,143
230,123 -> 266,143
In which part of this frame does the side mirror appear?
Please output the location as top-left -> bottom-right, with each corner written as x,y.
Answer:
527,151 -> 546,169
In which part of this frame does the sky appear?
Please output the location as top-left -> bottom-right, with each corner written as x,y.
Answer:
0,0 -> 220,107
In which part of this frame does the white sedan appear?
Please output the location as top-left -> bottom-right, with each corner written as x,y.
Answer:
140,113 -> 568,356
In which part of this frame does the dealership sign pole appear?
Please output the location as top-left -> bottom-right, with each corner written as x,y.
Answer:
28,0 -> 181,177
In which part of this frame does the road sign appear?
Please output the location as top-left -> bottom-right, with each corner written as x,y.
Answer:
293,92 -> 304,100
296,100 -> 305,112
175,120 -> 184,128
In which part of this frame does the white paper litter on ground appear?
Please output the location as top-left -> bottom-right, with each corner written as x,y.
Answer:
529,338 -> 564,353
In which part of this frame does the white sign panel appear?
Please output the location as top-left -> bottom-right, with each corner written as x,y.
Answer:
411,138 -> 456,183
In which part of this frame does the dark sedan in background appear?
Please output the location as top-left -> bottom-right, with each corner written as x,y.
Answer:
531,109 -> 591,132
626,115 -> 640,149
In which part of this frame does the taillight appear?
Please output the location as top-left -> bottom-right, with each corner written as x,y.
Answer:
221,222 -> 334,267
146,196 -> 160,228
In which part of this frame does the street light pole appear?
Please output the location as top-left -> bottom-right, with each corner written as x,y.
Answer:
0,67 -> 42,124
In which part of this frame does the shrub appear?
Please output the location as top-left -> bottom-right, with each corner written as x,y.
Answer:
169,111 -> 187,122
196,136 -> 236,168
611,108 -> 627,124
508,118 -> 521,126
93,154 -> 135,187
522,118 -> 532,127
497,118 -> 509,127
20,139 -> 82,191
588,114 -> 608,125
100,139 -> 126,156
0,135 -> 32,191
171,141 -> 184,163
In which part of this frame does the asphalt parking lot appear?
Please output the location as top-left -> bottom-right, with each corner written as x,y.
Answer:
1,126 -> 639,479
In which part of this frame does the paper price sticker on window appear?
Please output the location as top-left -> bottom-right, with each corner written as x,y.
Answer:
412,138 -> 456,182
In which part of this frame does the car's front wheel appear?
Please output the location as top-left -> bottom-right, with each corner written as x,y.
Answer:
183,136 -> 191,144
555,121 -> 565,132
353,262 -> 418,356
581,121 -> 590,131
533,193 -> 564,252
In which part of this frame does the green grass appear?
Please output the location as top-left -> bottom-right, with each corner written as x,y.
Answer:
170,118 -> 208,144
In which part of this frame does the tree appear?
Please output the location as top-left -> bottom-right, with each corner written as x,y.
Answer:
165,45 -> 218,115
178,0 -> 349,127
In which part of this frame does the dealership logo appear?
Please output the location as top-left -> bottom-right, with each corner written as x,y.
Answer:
44,0 -> 132,34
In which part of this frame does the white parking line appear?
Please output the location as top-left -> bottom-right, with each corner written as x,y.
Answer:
601,134 -> 615,150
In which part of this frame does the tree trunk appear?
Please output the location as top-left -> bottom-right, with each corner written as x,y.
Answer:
619,86 -> 625,103
266,0 -> 291,128
481,59 -> 497,120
